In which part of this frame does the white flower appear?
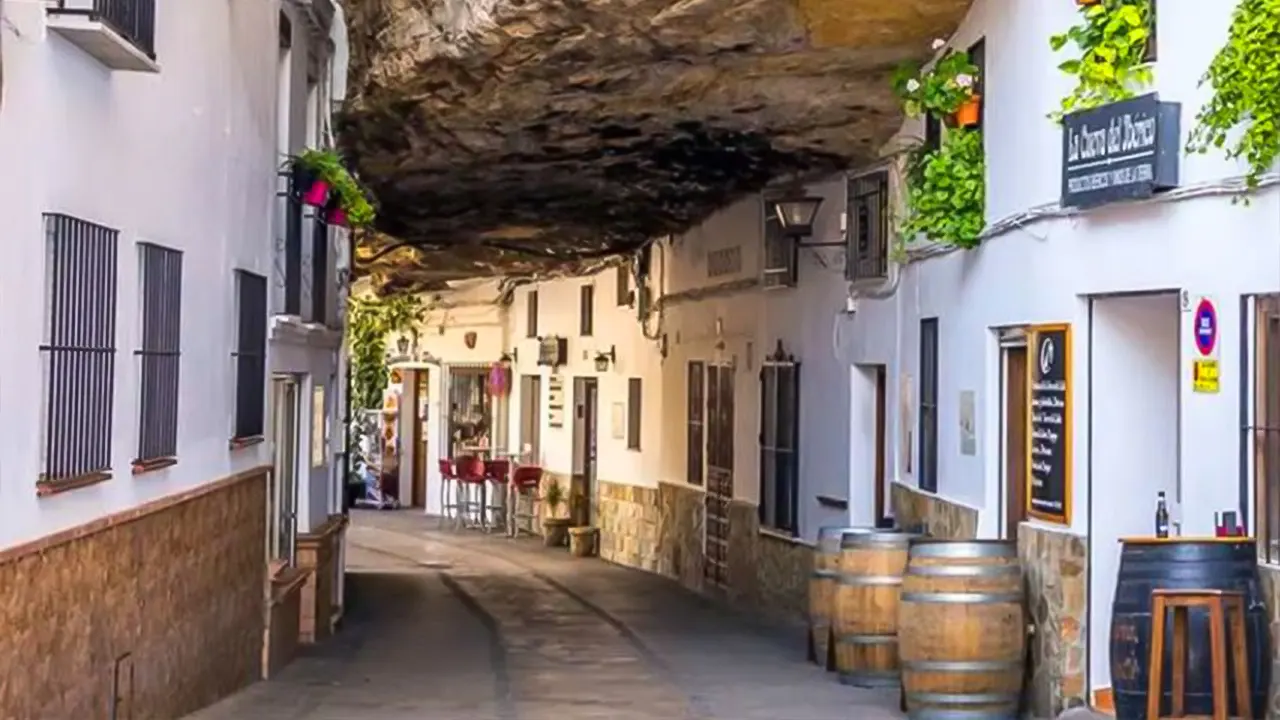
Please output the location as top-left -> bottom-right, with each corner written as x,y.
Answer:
906,79 -> 921,92
954,73 -> 975,88
931,38 -> 946,51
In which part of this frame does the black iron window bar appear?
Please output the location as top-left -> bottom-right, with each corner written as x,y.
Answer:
232,270 -> 268,441
50,0 -> 157,60
135,242 -> 183,468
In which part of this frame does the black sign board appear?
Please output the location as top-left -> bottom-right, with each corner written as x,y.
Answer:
1061,93 -> 1181,210
1027,324 -> 1072,525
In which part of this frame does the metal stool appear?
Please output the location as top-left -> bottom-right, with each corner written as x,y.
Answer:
454,455 -> 486,529
437,458 -> 458,529
510,465 -> 542,537
483,459 -> 510,533
1147,588 -> 1252,720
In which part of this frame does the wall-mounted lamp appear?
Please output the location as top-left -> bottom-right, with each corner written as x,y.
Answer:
594,345 -> 617,372
395,334 -> 411,355
500,349 -> 518,364
773,192 -> 824,238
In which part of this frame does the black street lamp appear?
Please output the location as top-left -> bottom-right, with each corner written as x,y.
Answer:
773,194 -> 824,238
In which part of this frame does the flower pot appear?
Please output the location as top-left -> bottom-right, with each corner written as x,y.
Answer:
542,517 -> 571,547
1076,0 -> 1101,5
301,178 -> 330,207
953,94 -> 981,128
568,526 -> 599,558
327,207 -> 349,227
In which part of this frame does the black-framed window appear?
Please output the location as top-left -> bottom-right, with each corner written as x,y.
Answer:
39,214 -> 119,489
627,378 -> 642,450
136,242 -> 183,464
616,264 -> 631,306
760,359 -> 800,534
526,290 -> 539,338
233,271 -> 268,440
919,318 -> 939,493
687,361 -> 705,485
580,284 -> 594,336
968,38 -> 986,130
762,203 -> 798,289
282,175 -> 303,317
847,172 -> 890,281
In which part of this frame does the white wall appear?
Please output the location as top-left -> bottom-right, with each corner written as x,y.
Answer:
0,0 -> 278,549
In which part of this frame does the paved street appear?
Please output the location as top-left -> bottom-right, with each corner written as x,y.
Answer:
189,510 -> 902,720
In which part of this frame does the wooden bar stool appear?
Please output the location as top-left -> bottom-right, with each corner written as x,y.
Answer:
1146,589 -> 1251,720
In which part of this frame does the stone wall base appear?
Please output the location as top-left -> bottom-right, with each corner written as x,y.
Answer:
0,467 -> 269,718
889,481 -> 979,539
296,514 -> 347,644
263,566 -> 307,678
1018,523 -> 1088,718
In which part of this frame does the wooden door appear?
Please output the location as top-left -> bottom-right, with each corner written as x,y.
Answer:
704,364 -> 734,590
875,365 -> 889,526
582,378 -> 598,525
1005,346 -> 1029,539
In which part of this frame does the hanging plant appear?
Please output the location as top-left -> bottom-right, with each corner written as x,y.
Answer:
347,294 -> 423,411
892,44 -> 981,120
1049,0 -> 1153,120
1187,0 -> 1280,190
899,129 -> 986,249
285,149 -> 377,227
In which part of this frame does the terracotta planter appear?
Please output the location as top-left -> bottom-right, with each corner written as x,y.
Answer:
542,517 -> 571,547
953,94 -> 981,128
1076,0 -> 1101,5
568,527 -> 599,558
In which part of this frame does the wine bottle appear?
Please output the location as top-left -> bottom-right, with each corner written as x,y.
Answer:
1155,492 -> 1170,539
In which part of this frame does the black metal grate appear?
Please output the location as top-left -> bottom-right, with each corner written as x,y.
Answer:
50,0 -> 157,59
846,172 -> 890,281
312,214 -> 329,324
704,364 -> 734,590
135,243 -> 183,463
762,205 -> 798,289
760,358 -> 800,534
40,213 -> 119,484
233,271 -> 268,440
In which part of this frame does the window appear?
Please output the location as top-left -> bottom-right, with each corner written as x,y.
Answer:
924,115 -> 942,153
919,318 -> 940,492
233,271 -> 269,441
968,39 -> 986,130
38,214 -> 119,493
580,285 -> 594,336
846,172 -> 890,281
687,361 -> 705,485
1254,296 -> 1280,563
283,169 -> 303,316
312,215 -> 329,324
616,264 -> 631,306
627,378 -> 642,450
135,242 -> 183,467
760,350 -> 800,534
762,203 -> 798,289
526,290 -> 539,338
1144,1 -> 1158,62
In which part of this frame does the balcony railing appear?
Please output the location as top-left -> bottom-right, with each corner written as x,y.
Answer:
49,0 -> 156,61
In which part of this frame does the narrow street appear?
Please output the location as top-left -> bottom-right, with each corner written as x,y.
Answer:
189,511 -> 902,720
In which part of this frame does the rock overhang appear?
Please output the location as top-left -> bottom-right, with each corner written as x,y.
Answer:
338,0 -> 974,289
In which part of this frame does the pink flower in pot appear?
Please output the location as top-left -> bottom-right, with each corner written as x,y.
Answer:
327,207 -> 349,227
302,180 -> 330,207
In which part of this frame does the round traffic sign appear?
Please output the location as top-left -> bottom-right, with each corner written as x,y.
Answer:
1194,299 -> 1217,356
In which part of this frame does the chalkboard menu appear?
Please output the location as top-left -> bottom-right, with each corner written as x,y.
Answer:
1027,324 -> 1072,525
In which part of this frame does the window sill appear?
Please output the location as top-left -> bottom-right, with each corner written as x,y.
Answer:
758,526 -> 807,546
132,457 -> 177,476
229,435 -> 265,451
37,470 -> 111,497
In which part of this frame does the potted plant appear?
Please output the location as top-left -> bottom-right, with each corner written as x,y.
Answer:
284,149 -> 377,227
892,44 -> 981,127
541,477 -> 571,547
569,526 -> 599,558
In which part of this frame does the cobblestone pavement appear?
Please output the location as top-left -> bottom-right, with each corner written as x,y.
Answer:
188,510 -> 903,720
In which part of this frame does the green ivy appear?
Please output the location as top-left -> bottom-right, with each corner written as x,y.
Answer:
900,129 -> 986,249
347,294 -> 423,411
1049,0 -> 1153,120
892,49 -> 981,118
290,149 -> 377,227
1187,0 -> 1280,190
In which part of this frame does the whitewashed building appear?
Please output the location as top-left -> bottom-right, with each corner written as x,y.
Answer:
0,0 -> 348,716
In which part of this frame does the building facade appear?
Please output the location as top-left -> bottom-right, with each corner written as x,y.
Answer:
402,0 -> 1280,717
0,0 -> 347,714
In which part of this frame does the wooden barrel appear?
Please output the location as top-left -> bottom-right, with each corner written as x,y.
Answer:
833,529 -> 915,687
1110,538 -> 1269,720
899,540 -> 1025,720
811,526 -> 866,669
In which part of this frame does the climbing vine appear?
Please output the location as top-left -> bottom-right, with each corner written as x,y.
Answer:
1049,0 -> 1154,120
900,129 -> 986,250
348,293 -> 423,411
1187,0 -> 1280,190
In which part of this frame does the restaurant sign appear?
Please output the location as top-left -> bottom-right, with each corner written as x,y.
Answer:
1061,93 -> 1181,210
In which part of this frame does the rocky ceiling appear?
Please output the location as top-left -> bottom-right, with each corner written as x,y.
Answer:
339,0 -> 975,291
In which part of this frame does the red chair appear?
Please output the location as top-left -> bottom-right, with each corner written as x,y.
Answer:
454,455 -> 486,529
437,459 -> 458,529
510,465 -> 543,537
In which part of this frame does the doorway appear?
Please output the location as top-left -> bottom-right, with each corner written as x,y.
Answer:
1000,334 -> 1029,540
519,375 -> 542,463
409,369 -> 428,508
704,363 -> 735,590
270,375 -> 300,565
572,377 -> 599,526
447,366 -> 491,457
851,364 -> 889,527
